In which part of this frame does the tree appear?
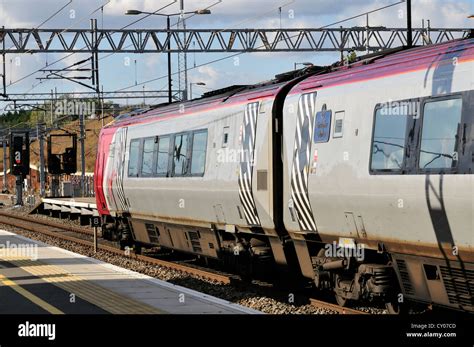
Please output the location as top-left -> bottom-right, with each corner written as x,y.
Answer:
344,50 -> 357,65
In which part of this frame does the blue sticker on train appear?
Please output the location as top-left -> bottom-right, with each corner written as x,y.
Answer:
314,110 -> 331,143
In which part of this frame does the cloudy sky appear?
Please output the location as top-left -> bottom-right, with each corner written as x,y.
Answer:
0,0 -> 472,112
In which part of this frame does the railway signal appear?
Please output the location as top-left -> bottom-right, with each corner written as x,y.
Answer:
47,133 -> 78,175
47,133 -> 77,197
9,131 -> 30,205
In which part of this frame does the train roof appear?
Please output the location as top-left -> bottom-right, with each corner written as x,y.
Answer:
107,67 -> 326,128
107,37 -> 473,129
290,37 -> 474,94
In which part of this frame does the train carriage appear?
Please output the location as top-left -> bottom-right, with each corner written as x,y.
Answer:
282,38 -> 474,311
95,37 -> 474,312
95,79 -> 305,273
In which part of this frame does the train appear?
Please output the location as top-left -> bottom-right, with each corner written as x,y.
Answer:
94,37 -> 474,313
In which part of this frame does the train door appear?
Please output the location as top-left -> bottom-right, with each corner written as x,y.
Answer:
238,101 -> 261,227
288,92 -> 318,232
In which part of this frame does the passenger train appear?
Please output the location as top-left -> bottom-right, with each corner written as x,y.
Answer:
94,37 -> 474,313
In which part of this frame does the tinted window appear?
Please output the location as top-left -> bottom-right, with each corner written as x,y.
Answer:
222,126 -> 229,147
128,139 -> 140,177
173,134 -> 188,176
314,110 -> 331,143
298,116 -> 310,165
156,136 -> 170,176
141,137 -> 155,176
371,107 -> 408,171
191,131 -> 207,175
419,98 -> 462,170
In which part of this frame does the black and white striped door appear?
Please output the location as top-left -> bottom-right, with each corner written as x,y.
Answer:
290,92 -> 318,232
238,102 -> 261,227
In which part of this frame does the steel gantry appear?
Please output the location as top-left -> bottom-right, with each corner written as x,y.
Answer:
0,27 -> 471,53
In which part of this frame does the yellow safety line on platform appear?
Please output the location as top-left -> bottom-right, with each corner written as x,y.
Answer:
3,257 -> 164,314
0,273 -> 64,314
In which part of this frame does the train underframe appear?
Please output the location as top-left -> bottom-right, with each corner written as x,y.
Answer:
100,215 -> 288,279
311,244 -> 400,312
291,235 -> 400,312
100,214 -> 402,310
294,236 -> 474,313
100,215 -> 474,313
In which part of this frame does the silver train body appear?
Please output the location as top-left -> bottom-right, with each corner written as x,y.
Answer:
96,38 -> 474,311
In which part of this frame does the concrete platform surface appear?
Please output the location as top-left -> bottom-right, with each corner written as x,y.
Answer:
0,230 -> 260,315
42,197 -> 97,209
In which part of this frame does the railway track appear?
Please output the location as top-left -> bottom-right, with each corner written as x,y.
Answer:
0,210 -> 368,314
309,298 -> 366,315
0,211 -> 234,284
0,210 -> 95,236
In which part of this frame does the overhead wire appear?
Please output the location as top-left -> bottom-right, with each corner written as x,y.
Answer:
3,0 -> 406,113
3,0 -> 179,113
0,0 -> 74,110
34,0 -> 222,108
60,0 -> 223,84
115,0 -> 406,93
7,0 -> 112,87
39,0 -> 179,83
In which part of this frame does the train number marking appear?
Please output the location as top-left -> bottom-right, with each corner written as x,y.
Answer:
92,217 -> 100,227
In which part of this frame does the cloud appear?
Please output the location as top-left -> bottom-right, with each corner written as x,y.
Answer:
0,0 -> 472,110
190,65 -> 227,89
144,54 -> 164,69
351,0 -> 473,28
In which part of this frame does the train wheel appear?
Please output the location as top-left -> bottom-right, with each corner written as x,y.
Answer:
134,244 -> 142,255
385,297 -> 409,314
385,301 -> 401,314
335,293 -> 349,307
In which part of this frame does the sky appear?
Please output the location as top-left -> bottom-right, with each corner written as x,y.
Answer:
0,0 -> 472,113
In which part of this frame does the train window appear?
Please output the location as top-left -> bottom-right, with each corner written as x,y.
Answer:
128,139 -> 141,177
314,110 -> 332,143
222,126 -> 229,147
190,131 -> 208,175
156,136 -> 170,176
298,115 -> 311,164
333,111 -> 344,138
172,133 -> 189,176
419,98 -> 462,170
141,137 -> 155,177
370,107 -> 408,171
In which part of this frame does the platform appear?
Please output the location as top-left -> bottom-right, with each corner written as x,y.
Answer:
32,197 -> 99,224
0,230 -> 259,314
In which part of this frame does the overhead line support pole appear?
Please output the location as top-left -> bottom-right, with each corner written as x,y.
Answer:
1,26 -> 6,98
406,0 -> 413,47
